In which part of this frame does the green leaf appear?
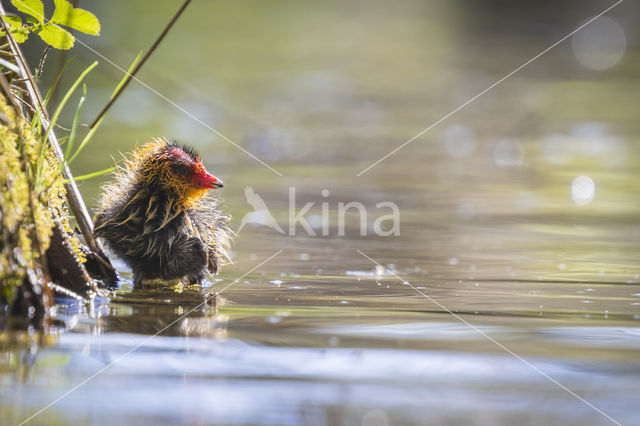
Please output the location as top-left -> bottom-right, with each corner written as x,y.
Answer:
3,15 -> 22,31
36,23 -> 75,50
51,0 -> 100,35
2,16 -> 29,43
12,30 -> 29,43
11,0 -> 44,22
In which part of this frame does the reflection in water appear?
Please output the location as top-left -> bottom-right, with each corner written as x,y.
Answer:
0,330 -> 52,385
181,315 -> 229,341
571,175 -> 595,205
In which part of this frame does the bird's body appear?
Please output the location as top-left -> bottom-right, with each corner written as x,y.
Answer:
94,139 -> 232,286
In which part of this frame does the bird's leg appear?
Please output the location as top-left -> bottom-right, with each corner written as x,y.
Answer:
209,257 -> 219,275
187,272 -> 205,286
133,272 -> 144,288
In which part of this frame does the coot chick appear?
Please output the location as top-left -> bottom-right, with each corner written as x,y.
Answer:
94,138 -> 233,286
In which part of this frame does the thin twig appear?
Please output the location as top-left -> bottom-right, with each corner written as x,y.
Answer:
89,0 -> 192,128
10,93 -> 37,114
35,45 -> 52,79
9,83 -> 28,93
0,71 -> 22,112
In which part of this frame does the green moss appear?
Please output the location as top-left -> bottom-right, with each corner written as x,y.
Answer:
0,92 -> 84,306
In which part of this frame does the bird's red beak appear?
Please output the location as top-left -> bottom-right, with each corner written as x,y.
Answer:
198,171 -> 223,189
207,173 -> 224,188
193,160 -> 224,189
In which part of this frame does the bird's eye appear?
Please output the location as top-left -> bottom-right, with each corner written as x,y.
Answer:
172,163 -> 191,176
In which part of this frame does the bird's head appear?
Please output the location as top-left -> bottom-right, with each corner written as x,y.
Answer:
135,139 -> 223,207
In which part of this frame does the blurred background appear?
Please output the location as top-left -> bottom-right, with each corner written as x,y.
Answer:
2,0 -> 640,424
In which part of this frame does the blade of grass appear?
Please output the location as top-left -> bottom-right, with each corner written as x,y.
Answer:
34,130 -> 49,185
67,54 -> 139,164
64,83 -> 86,162
43,56 -> 75,107
89,0 -> 193,128
43,60 -> 97,144
30,109 -> 42,134
70,166 -> 116,182
109,51 -> 142,100
66,114 -> 102,164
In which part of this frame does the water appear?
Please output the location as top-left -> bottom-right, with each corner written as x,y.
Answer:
2,0 -> 640,424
